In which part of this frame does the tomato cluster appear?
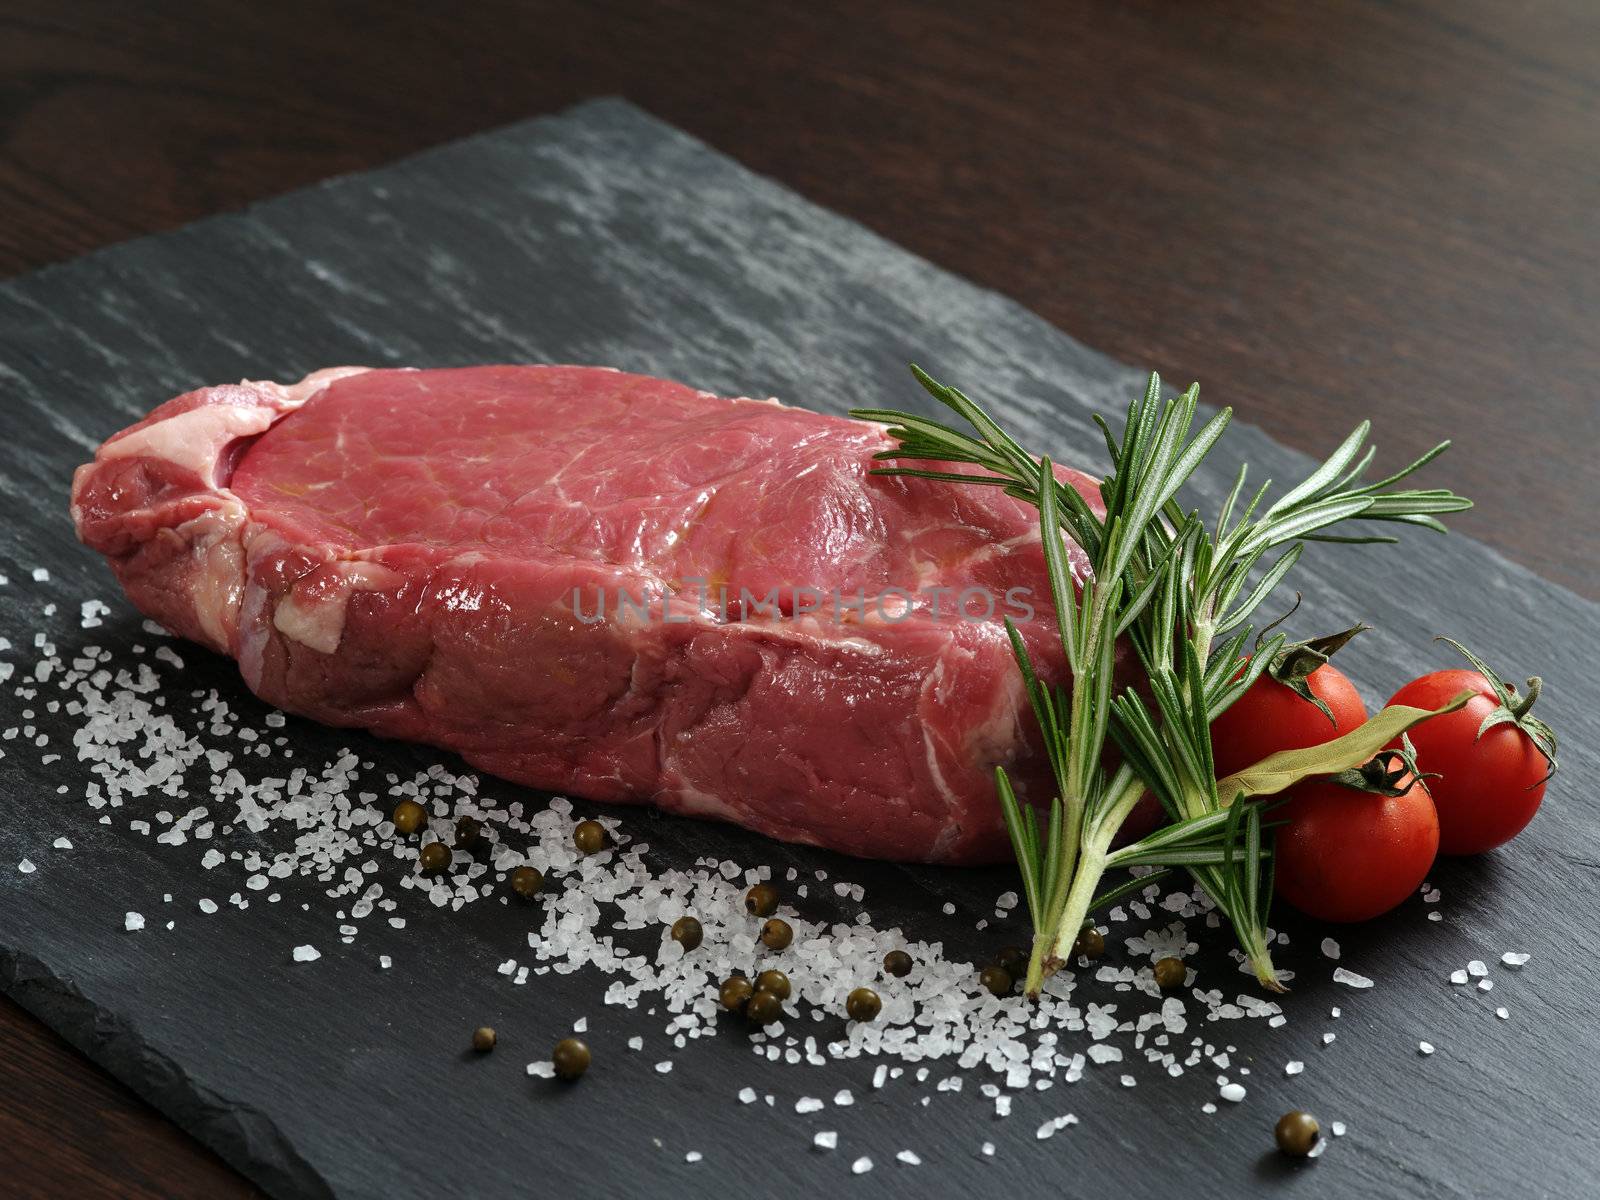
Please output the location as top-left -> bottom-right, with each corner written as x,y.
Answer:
1211,646 -> 1553,925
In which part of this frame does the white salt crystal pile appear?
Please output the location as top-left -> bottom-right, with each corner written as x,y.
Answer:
3,577 -> 1492,1150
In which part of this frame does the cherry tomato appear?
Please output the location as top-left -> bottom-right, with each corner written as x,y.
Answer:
1273,769 -> 1438,923
1210,663 -> 1366,781
1387,669 -> 1549,855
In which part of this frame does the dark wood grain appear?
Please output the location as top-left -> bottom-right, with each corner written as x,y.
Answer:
0,996 -> 265,1199
1,1 -> 1594,1194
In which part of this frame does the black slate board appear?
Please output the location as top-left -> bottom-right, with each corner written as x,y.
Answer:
2,99 -> 1597,1199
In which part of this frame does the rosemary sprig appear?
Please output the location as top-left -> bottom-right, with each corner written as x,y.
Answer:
854,367 -> 1472,995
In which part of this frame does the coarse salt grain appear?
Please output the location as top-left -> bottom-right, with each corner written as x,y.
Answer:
796,1097 -> 823,1113
1467,959 -> 1488,977
1320,938 -> 1340,960
52,837 -> 72,850
1285,1061 -> 1304,1076
124,912 -> 144,931
1219,1083 -> 1246,1102
1501,952 -> 1530,968
897,1150 -> 922,1165
1419,1041 -> 1435,1055
17,859 -> 35,874
684,1151 -> 702,1164
852,1156 -> 873,1175
291,944 -> 319,962
1332,968 -> 1373,989
738,1087 -> 757,1104
813,1131 -> 837,1150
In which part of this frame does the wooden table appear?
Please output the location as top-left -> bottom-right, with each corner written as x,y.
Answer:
3,1 -> 1594,1194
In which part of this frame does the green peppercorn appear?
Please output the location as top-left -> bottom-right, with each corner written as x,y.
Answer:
573,819 -> 608,854
671,916 -> 703,951
1274,1110 -> 1320,1157
391,798 -> 427,836
883,950 -> 913,978
846,987 -> 882,1022
1153,956 -> 1187,990
455,815 -> 482,850
759,917 -> 793,951
552,1037 -> 591,1081
745,883 -> 779,917
755,969 -> 791,1001
471,1026 -> 496,1053
418,840 -> 451,874
978,965 -> 1013,997
1073,926 -> 1105,961
510,865 -> 544,898
995,945 -> 1027,977
745,989 -> 783,1025
718,975 -> 754,1012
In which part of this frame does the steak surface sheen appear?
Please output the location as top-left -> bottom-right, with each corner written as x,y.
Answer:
71,366 -> 1102,863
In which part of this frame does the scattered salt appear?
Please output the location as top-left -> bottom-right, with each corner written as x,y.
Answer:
1332,968 -> 1373,989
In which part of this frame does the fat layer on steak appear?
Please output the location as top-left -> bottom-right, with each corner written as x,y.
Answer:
70,366 -> 1104,863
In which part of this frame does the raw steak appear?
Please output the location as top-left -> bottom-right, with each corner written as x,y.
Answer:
70,366 -> 1104,863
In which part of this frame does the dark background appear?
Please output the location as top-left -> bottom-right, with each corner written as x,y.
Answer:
1,2 -> 1594,1195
